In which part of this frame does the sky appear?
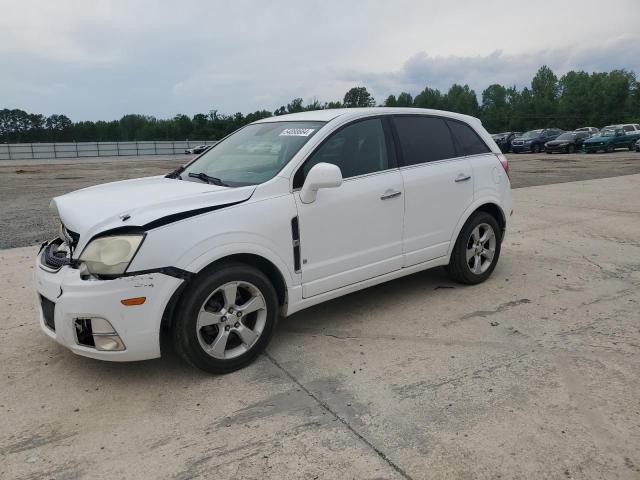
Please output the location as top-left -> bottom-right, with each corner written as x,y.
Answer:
2,0 -> 640,121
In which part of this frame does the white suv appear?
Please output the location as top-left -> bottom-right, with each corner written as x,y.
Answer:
35,108 -> 512,373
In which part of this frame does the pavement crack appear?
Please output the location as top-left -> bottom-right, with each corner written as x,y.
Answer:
445,298 -> 531,325
264,351 -> 414,480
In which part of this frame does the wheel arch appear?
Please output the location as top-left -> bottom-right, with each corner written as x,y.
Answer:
447,200 -> 507,260
160,252 -> 289,335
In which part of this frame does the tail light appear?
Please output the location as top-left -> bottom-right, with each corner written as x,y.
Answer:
497,153 -> 509,178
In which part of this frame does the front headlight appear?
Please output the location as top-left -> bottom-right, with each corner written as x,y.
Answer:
79,234 -> 144,276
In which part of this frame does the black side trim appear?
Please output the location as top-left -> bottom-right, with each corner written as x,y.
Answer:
291,216 -> 301,272
121,267 -> 194,280
141,199 -> 248,230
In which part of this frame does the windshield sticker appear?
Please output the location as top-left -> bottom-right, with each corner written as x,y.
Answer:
279,128 -> 315,137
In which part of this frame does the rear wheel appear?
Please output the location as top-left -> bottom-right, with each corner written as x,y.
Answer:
446,212 -> 502,285
173,263 -> 278,374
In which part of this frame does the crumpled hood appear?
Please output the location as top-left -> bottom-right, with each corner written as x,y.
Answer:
52,176 -> 255,252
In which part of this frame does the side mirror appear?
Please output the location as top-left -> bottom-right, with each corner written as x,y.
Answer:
300,162 -> 343,204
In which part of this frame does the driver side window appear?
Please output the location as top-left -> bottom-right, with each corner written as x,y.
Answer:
293,118 -> 391,188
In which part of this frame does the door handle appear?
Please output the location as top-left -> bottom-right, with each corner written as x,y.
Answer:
455,174 -> 471,183
380,190 -> 402,200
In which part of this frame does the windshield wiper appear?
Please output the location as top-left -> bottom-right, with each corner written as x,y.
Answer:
188,172 -> 231,187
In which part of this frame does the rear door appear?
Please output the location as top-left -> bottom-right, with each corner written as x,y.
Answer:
393,115 -> 475,266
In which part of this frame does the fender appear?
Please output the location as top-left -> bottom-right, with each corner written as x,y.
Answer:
446,196 -> 506,259
184,240 -> 298,288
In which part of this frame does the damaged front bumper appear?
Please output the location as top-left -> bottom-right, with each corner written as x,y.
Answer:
34,241 -> 184,362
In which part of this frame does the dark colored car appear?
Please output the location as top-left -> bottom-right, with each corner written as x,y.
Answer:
510,128 -> 564,153
544,131 -> 590,154
491,132 -> 521,153
583,128 -> 640,153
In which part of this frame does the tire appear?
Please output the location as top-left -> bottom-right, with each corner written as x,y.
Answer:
606,145 -> 614,153
173,262 -> 279,374
446,212 -> 502,285
568,144 -> 575,154
532,143 -> 541,153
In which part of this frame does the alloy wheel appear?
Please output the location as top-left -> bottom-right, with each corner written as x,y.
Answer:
466,223 -> 496,275
196,281 -> 267,360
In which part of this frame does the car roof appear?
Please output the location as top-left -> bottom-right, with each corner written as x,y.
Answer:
252,107 -> 481,125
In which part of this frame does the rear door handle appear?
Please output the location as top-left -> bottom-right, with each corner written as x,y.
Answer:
380,190 -> 402,200
455,174 -> 471,183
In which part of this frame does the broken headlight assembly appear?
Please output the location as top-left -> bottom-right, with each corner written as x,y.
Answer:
78,234 -> 144,277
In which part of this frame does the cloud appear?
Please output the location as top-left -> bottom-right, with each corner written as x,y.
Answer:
1,1 -> 639,120
351,33 -> 640,102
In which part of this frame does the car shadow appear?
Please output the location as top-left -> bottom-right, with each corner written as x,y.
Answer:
51,266 -> 463,379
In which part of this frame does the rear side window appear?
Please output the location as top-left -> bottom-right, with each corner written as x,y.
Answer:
393,116 -> 456,165
623,125 -> 634,132
447,120 -> 491,156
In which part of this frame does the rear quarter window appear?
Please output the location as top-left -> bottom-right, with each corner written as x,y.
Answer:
446,120 -> 491,156
393,116 -> 456,165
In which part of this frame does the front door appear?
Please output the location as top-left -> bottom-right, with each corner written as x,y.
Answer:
293,117 -> 404,298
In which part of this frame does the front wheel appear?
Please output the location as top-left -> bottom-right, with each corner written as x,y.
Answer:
606,145 -> 614,153
173,263 -> 278,374
446,212 -> 502,285
568,144 -> 575,154
532,143 -> 541,153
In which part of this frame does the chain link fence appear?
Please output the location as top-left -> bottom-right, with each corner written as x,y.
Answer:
0,140 -> 218,160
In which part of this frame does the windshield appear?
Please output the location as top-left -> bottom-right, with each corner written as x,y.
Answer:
521,129 -> 543,139
180,121 -> 325,186
556,133 -> 577,141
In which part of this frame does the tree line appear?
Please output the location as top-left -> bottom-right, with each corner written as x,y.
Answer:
2,66 -> 639,143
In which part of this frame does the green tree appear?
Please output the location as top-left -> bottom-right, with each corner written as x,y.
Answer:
530,65 -> 559,125
413,86 -> 445,109
480,84 -> 509,132
396,92 -> 413,107
343,87 -> 375,107
444,84 -> 479,116
384,95 -> 398,107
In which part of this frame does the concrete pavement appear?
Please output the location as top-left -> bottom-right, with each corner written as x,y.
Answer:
1,174 -> 639,479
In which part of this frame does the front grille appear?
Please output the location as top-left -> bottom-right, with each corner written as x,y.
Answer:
40,295 -> 56,331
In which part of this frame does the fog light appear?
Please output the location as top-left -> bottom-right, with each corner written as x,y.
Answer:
94,335 -> 126,351
74,317 -> 126,351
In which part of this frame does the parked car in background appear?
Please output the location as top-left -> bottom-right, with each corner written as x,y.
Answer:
34,107 -> 512,374
635,138 -> 640,152
601,124 -> 640,136
491,132 -> 521,153
544,131 -> 590,153
184,145 -> 211,154
583,128 -> 640,153
510,128 -> 563,153
574,126 -> 599,136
